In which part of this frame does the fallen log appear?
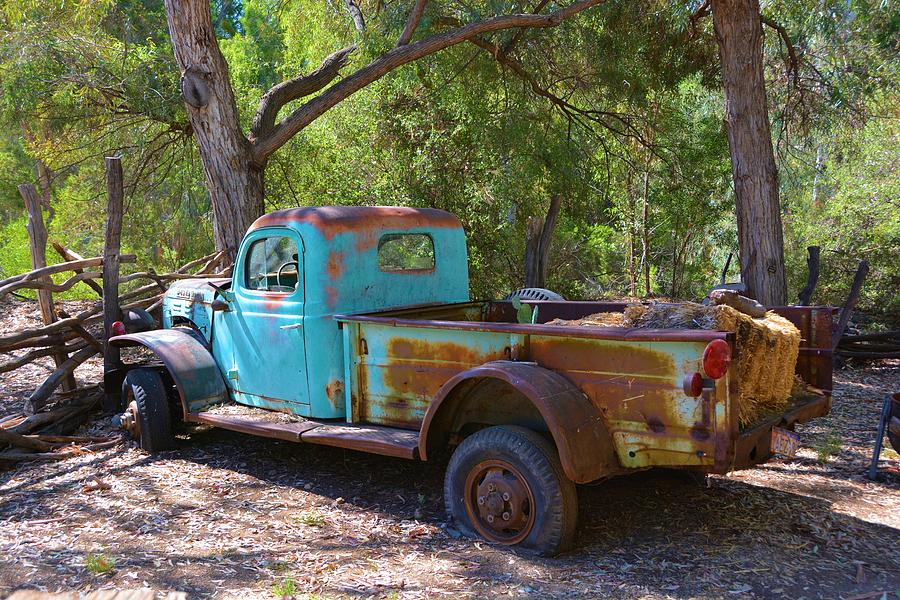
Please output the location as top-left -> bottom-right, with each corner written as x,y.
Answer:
839,331 -> 900,343
835,349 -> 900,359
33,434 -> 116,444
0,439 -> 119,463
0,340 -> 89,373
25,346 -> 99,415
708,289 -> 767,318
0,427 -> 54,452
9,390 -> 100,435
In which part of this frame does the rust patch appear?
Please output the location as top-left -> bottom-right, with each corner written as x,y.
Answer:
647,417 -> 665,433
326,251 -> 346,279
249,206 -> 463,241
530,337 -> 676,378
360,338 -> 505,426
325,379 -> 344,410
325,285 -> 339,309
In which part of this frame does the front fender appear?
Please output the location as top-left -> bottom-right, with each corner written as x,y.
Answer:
419,361 -> 620,484
110,328 -> 229,416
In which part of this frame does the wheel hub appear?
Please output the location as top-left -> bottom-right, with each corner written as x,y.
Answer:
465,460 -> 535,544
119,400 -> 140,440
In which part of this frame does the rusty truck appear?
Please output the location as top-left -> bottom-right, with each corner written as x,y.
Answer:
108,206 -> 833,555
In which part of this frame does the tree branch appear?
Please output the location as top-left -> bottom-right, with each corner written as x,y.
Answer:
397,0 -> 428,46
345,0 -> 366,32
251,0 -> 607,162
465,35 -> 650,147
760,15 -> 800,90
688,0 -> 710,37
250,46 -> 356,141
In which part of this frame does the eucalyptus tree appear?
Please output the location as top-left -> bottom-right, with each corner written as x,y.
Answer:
164,0 -> 610,258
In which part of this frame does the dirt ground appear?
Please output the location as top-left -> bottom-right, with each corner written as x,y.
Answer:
1,298 -> 898,599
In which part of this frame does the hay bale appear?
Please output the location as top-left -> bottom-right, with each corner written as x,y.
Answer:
546,300 -> 802,427
626,302 -> 801,427
546,312 -> 626,327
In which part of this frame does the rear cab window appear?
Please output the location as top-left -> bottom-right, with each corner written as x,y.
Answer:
378,233 -> 435,272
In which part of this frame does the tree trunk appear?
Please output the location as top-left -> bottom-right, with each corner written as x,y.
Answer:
626,170 -> 637,297
712,0 -> 787,306
524,195 -> 562,288
641,162 -> 651,297
164,0 -> 264,260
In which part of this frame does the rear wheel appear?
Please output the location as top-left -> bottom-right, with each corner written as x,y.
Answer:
444,425 -> 577,556
120,368 -> 175,452
888,394 -> 900,453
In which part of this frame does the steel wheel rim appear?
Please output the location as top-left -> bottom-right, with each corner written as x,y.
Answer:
464,459 -> 535,545
123,398 -> 141,440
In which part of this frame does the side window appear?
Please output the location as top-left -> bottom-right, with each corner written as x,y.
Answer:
245,235 -> 300,293
378,233 -> 435,272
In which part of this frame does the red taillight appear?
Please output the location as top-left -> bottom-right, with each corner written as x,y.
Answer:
111,321 -> 126,337
683,372 -> 704,397
702,339 -> 732,379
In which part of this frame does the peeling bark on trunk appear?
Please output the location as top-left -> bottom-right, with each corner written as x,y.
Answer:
712,0 -> 787,305
164,0 -> 263,260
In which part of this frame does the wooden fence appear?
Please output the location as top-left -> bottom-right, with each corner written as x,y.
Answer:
0,157 -> 230,461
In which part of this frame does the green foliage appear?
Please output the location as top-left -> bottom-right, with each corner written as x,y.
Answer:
0,0 -> 895,329
271,576 -> 297,598
813,431 -> 843,463
85,551 -> 115,575
292,510 -> 325,526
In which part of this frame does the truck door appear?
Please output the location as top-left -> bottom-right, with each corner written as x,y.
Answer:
221,228 -> 310,414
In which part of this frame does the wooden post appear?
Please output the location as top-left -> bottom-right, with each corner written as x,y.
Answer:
102,157 -> 124,412
18,184 -> 76,397
797,246 -> 821,306
832,260 -> 869,352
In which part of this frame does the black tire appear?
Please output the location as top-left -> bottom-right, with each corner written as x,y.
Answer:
444,425 -> 577,556
122,368 -> 175,452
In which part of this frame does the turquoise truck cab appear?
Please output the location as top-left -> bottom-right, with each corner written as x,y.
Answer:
161,206 -> 468,419
110,205 -> 833,556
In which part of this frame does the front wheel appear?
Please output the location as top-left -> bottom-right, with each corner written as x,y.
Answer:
444,425 -> 577,556
120,368 -> 175,452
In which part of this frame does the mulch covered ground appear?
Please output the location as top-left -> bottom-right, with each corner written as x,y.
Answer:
1,298 -> 898,599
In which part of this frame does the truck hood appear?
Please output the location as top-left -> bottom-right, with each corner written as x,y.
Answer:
161,278 -> 232,339
165,277 -> 232,305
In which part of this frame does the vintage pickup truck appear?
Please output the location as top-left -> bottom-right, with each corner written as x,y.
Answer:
109,206 -> 833,555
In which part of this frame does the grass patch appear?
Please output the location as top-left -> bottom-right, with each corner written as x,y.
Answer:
814,431 -> 843,463
85,552 -> 115,575
292,510 -> 325,527
271,576 -> 296,598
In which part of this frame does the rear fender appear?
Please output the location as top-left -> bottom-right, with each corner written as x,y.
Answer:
110,328 -> 229,417
419,361 -> 620,484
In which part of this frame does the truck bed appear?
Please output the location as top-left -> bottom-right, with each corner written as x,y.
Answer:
335,300 -> 834,474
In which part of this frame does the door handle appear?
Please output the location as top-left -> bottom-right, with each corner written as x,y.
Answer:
280,323 -> 303,330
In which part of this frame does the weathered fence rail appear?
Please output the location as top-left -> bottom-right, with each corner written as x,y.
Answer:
0,157 -> 231,462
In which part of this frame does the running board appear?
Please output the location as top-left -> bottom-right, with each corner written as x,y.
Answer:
187,412 -> 419,459
301,424 -> 419,459
187,411 -> 320,442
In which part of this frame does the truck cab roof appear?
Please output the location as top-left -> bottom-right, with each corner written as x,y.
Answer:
245,205 -> 470,316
